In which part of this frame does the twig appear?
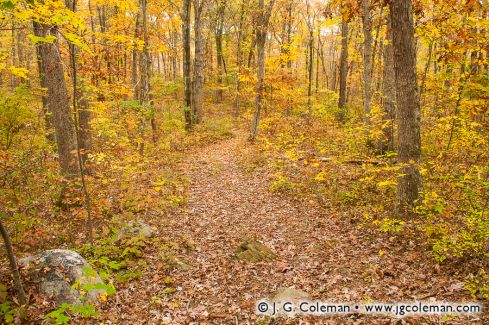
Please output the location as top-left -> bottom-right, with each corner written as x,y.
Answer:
318,157 -> 381,165
69,1 -> 94,246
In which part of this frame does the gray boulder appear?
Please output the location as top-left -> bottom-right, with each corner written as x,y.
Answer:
19,249 -> 104,306
117,220 -> 155,240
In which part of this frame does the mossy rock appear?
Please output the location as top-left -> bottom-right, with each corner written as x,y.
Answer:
234,238 -> 275,262
116,220 -> 155,241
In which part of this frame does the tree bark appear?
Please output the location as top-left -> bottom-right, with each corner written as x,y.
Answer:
235,0 -> 247,116
193,0 -> 206,124
249,0 -> 275,140
139,0 -> 155,151
132,15 -> 140,101
33,21 -> 79,177
381,16 -> 396,153
304,0 -> 315,115
182,0 -> 193,130
64,0 -> 92,166
315,27 -> 320,93
389,0 -> 422,213
215,0 -> 226,103
337,17 -> 349,121
362,0 -> 373,134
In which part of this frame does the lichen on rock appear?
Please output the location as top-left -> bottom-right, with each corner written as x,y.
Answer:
19,249 -> 104,306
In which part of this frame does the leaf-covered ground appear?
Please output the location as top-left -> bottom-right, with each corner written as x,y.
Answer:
99,128 -> 486,324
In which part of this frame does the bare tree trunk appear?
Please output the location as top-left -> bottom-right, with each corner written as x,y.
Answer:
193,0 -> 206,124
284,0 -> 293,116
215,1 -> 225,103
362,0 -> 373,136
235,0 -> 247,116
10,23 -> 17,89
33,21 -> 79,176
16,25 -> 26,83
35,37 -> 53,141
182,0 -> 193,130
370,6 -> 383,82
381,16 -> 396,153
390,0 -> 422,214
249,0 -> 275,140
132,15 -> 140,101
315,28 -> 320,93
172,29 -> 178,81
318,36 -> 328,88
307,29 -> 314,117
62,0 -> 92,167
247,29 -> 256,68
139,0 -> 155,151
337,18 -> 349,121
65,0 -> 94,243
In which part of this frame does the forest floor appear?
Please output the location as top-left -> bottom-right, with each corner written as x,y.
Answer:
99,127 -> 485,324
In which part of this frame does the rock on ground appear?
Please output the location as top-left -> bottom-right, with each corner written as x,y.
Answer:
19,249 -> 103,306
271,287 -> 310,302
234,238 -> 275,262
117,220 -> 155,240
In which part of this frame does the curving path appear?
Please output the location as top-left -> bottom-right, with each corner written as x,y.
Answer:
102,130 -> 482,324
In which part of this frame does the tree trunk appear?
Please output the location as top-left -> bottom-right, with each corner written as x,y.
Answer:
139,0 -> 155,151
315,28 -> 320,93
284,0 -> 293,115
10,23 -> 17,89
249,0 -> 275,140
172,29 -> 178,81
235,0 -> 247,116
35,37 -> 53,141
33,21 -> 79,177
337,18 -> 349,121
63,0 -> 92,167
247,29 -> 256,68
389,0 -> 422,213
381,16 -> 396,153
182,0 -> 193,130
215,1 -> 225,103
307,29 -> 314,117
132,15 -> 140,101
362,0 -> 373,135
193,0 -> 206,124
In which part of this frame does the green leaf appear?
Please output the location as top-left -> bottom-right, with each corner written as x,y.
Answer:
27,34 -> 57,45
0,0 -> 15,10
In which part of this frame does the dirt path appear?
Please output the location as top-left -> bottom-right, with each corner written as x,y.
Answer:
105,131 -> 483,324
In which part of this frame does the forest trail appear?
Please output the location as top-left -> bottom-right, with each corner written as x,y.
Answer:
104,128 -> 472,324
